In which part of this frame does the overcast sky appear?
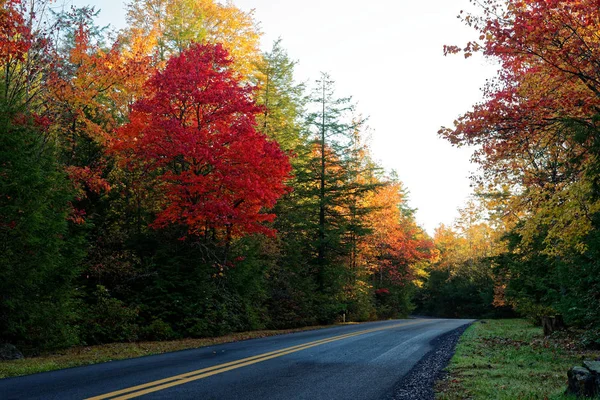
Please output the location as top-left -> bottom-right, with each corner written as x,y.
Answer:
70,0 -> 497,234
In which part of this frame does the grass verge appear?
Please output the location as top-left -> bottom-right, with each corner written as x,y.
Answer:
0,324 -> 350,379
436,319 -> 600,400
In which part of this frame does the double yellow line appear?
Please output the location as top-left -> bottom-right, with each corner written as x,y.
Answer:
87,319 -> 425,400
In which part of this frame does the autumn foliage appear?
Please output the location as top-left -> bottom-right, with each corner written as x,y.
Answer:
114,43 -> 291,238
360,182 -> 435,286
0,0 -> 30,61
0,0 -> 437,352
433,0 -> 600,333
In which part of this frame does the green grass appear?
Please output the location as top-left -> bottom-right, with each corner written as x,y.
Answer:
0,324 -> 352,379
436,319 -> 600,400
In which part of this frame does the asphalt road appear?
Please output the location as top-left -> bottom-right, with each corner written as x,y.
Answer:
0,318 -> 472,400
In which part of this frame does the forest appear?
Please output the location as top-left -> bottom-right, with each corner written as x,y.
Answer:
0,0 -> 438,353
1,0 -> 600,355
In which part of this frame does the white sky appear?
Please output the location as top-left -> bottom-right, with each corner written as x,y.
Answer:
70,0 -> 497,234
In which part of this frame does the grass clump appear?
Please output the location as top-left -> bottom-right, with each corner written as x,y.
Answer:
436,319 -> 600,400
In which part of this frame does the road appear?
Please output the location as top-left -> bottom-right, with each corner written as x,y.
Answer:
0,318 -> 472,400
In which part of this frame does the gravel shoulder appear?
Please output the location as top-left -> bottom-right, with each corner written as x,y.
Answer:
383,322 -> 473,400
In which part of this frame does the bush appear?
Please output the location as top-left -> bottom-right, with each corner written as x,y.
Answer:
346,291 -> 376,322
140,319 -> 177,341
581,328 -> 600,349
80,286 -> 139,344
512,299 -> 556,326
375,286 -> 414,319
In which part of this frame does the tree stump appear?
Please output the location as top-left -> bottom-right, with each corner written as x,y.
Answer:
541,315 -> 565,336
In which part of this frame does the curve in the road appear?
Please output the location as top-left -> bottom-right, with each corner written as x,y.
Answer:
0,318 -> 473,400
88,319 -> 426,400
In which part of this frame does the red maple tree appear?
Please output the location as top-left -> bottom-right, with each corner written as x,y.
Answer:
113,43 -> 291,239
441,0 -> 600,188
0,0 -> 31,63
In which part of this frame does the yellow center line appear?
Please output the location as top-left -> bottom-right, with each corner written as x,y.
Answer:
86,319 -> 427,400
85,331 -> 365,400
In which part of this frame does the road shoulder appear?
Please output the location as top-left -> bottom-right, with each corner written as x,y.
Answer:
384,322 -> 472,400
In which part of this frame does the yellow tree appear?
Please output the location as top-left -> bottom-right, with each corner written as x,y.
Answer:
436,198 -> 504,280
124,0 -> 261,77
432,224 -> 466,275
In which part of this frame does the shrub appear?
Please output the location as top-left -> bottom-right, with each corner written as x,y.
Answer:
140,319 -> 177,341
80,286 -> 139,344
